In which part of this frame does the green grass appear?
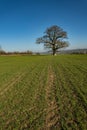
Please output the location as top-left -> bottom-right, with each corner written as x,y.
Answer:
0,55 -> 87,129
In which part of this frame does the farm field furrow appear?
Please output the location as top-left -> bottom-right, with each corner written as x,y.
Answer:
0,55 -> 87,129
44,66 -> 59,129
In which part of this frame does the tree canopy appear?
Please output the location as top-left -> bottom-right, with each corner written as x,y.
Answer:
36,25 -> 69,55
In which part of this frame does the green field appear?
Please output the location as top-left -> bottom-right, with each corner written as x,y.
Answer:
0,55 -> 87,130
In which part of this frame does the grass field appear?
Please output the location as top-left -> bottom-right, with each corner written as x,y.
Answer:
0,55 -> 87,130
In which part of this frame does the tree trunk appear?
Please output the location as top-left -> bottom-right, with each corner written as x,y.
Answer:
53,49 -> 56,55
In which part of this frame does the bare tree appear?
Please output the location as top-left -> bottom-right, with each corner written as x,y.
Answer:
36,25 -> 69,55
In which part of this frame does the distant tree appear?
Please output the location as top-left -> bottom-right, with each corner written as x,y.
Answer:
36,25 -> 69,55
0,45 -> 6,55
0,45 -> 2,51
26,50 -> 33,55
36,52 -> 40,55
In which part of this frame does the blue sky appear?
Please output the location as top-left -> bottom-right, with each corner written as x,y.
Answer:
0,0 -> 87,52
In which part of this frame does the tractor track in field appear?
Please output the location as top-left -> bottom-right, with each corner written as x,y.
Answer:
44,66 -> 60,130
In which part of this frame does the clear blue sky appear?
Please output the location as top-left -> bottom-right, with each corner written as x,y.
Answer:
0,0 -> 87,52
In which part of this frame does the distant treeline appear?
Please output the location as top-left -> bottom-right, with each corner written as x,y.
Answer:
59,49 -> 87,54
0,50 -> 33,55
0,49 -> 87,55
